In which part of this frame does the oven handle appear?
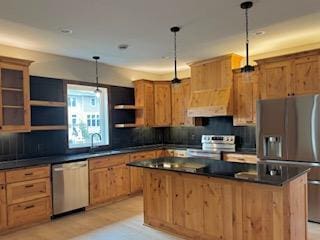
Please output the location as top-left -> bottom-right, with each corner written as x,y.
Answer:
308,180 -> 320,185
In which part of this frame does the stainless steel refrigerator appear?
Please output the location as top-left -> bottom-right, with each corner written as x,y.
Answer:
257,94 -> 320,223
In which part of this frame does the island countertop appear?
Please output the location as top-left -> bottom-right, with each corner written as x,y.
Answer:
127,157 -> 309,186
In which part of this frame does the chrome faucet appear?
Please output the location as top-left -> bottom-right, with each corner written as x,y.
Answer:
91,133 -> 102,151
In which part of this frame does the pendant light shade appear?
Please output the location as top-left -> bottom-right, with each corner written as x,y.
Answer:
240,1 -> 255,73
171,26 -> 181,84
93,56 -> 102,96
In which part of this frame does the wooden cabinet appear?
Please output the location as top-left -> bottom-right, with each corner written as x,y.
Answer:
223,153 -> 258,164
129,151 -> 156,193
4,165 -> 51,230
233,69 -> 259,126
154,82 -> 171,126
0,56 -> 33,132
144,169 -> 308,240
190,54 -> 243,92
0,184 -> 6,231
7,197 -> 51,228
259,60 -> 292,99
257,49 -> 320,99
171,78 -> 196,126
134,80 -> 155,126
292,55 -> 320,95
89,154 -> 130,206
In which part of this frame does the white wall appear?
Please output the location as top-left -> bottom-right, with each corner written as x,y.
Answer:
0,44 -> 162,87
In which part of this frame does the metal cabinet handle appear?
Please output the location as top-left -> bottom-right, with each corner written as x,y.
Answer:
25,184 -> 34,188
24,205 -> 35,210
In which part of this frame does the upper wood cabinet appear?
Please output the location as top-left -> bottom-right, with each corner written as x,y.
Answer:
258,60 -> 292,99
154,81 -> 172,126
171,78 -> 195,126
0,56 -> 33,132
190,54 -> 243,92
257,49 -> 320,99
134,80 -> 155,126
233,69 -> 259,126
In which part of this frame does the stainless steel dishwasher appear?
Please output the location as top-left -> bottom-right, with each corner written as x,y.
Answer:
52,160 -> 89,215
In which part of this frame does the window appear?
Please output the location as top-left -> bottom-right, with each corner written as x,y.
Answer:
67,84 -> 109,148
71,114 -> 77,125
68,97 -> 77,107
90,98 -> 96,106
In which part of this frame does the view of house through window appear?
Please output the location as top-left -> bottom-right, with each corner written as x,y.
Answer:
67,84 -> 109,148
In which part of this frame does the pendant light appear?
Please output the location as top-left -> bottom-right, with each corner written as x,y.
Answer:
93,56 -> 102,96
240,1 -> 255,73
171,26 -> 181,84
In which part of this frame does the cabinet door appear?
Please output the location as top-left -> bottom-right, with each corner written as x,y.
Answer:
292,55 -> 320,95
172,79 -> 193,126
143,170 -> 172,223
0,63 -> 30,132
134,80 -> 154,126
109,164 -> 130,198
233,71 -> 259,126
130,167 -> 143,193
0,184 -> 6,230
154,82 -> 171,126
89,168 -> 110,205
260,60 -> 292,99
203,180 -> 241,239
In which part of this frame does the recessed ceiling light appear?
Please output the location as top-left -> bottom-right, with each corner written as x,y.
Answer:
255,30 -> 266,36
118,44 -> 129,50
60,28 -> 73,34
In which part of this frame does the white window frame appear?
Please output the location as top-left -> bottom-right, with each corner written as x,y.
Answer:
67,84 -> 109,149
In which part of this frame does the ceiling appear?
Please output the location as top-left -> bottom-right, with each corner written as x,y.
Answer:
0,0 -> 320,74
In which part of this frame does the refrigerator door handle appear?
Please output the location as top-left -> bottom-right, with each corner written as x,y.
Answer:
308,180 -> 320,185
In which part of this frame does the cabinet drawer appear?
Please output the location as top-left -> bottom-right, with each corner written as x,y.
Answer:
89,154 -> 129,170
6,165 -> 50,183
130,151 -> 156,162
7,178 -> 51,205
223,153 -> 258,164
0,172 -> 5,184
7,197 -> 51,228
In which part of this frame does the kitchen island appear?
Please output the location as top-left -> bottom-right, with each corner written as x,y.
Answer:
128,157 -> 309,240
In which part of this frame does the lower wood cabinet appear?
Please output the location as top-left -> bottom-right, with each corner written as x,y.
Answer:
7,197 -> 51,228
0,165 -> 52,231
144,169 -> 307,240
89,154 -> 130,206
129,151 -> 156,193
0,184 -> 6,231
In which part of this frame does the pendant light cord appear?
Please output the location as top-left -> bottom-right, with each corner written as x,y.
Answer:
174,31 -> 177,79
245,7 -> 249,66
95,58 -> 99,88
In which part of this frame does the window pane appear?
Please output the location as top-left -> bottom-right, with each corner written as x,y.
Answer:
67,84 -> 109,148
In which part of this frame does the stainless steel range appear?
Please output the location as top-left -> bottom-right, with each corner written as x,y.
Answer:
187,135 -> 236,160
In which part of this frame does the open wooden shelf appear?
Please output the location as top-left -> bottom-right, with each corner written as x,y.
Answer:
1,87 -> 23,92
31,125 -> 68,131
114,105 -> 143,110
30,100 -> 66,107
2,105 -> 24,109
114,123 -> 143,128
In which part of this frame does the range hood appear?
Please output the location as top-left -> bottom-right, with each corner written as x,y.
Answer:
187,88 -> 233,117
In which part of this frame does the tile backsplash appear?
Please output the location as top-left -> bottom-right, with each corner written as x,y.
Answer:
163,117 -> 256,150
0,83 -> 255,161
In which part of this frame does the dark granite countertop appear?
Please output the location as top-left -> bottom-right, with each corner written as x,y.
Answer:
0,144 -> 257,171
127,157 -> 309,186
